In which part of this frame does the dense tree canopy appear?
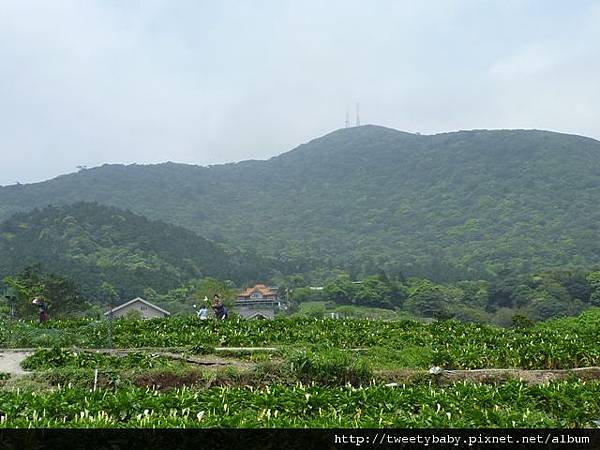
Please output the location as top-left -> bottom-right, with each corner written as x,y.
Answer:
1,126 -> 599,281
287,268 -> 600,325
3,265 -> 91,318
0,203 -> 280,298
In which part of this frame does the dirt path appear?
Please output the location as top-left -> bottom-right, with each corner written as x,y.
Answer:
0,351 -> 32,375
378,366 -> 600,384
439,366 -> 600,383
4,348 -> 600,385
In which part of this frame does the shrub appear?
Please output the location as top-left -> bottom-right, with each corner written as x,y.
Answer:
512,314 -> 534,328
289,349 -> 372,386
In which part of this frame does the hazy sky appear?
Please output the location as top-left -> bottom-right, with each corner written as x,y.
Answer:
1,0 -> 600,185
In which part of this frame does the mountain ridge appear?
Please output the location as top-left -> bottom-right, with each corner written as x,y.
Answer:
1,125 -> 600,280
6,125 -> 599,189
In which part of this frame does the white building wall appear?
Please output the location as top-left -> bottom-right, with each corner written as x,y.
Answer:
236,307 -> 275,319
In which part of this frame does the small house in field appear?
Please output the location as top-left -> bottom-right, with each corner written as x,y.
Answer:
104,297 -> 170,320
235,284 -> 284,320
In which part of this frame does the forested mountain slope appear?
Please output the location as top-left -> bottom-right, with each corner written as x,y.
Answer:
0,203 -> 256,298
1,125 -> 599,280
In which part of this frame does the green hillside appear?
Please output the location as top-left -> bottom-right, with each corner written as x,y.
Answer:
0,203 -> 250,298
1,125 -> 600,280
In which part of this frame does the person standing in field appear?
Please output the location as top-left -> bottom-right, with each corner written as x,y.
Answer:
193,297 -> 210,320
198,297 -> 209,320
32,297 -> 49,323
212,294 -> 228,320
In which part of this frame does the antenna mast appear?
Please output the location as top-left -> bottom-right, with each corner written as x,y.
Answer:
345,110 -> 350,128
355,102 -> 360,127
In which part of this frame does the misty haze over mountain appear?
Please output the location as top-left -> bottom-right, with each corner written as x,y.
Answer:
2,0 -> 600,185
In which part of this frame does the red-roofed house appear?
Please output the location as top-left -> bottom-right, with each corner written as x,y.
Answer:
235,284 -> 283,319
237,284 -> 278,302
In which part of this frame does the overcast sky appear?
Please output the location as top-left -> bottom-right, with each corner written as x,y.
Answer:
1,0 -> 599,185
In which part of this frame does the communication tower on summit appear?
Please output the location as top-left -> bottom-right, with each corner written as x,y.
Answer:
356,102 -> 360,127
345,110 -> 350,128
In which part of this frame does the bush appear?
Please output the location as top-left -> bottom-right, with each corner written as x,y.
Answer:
124,310 -> 144,320
512,314 -> 534,328
289,349 -> 372,386
22,347 -> 74,370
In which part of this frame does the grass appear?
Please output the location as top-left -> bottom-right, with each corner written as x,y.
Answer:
287,348 -> 373,386
361,346 -> 433,370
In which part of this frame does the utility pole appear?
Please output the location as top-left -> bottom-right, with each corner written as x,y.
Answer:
356,102 -> 361,127
107,302 -> 113,349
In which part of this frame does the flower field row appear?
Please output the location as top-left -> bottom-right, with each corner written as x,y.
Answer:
1,380 -> 599,428
1,308 -> 599,370
21,347 -> 179,371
